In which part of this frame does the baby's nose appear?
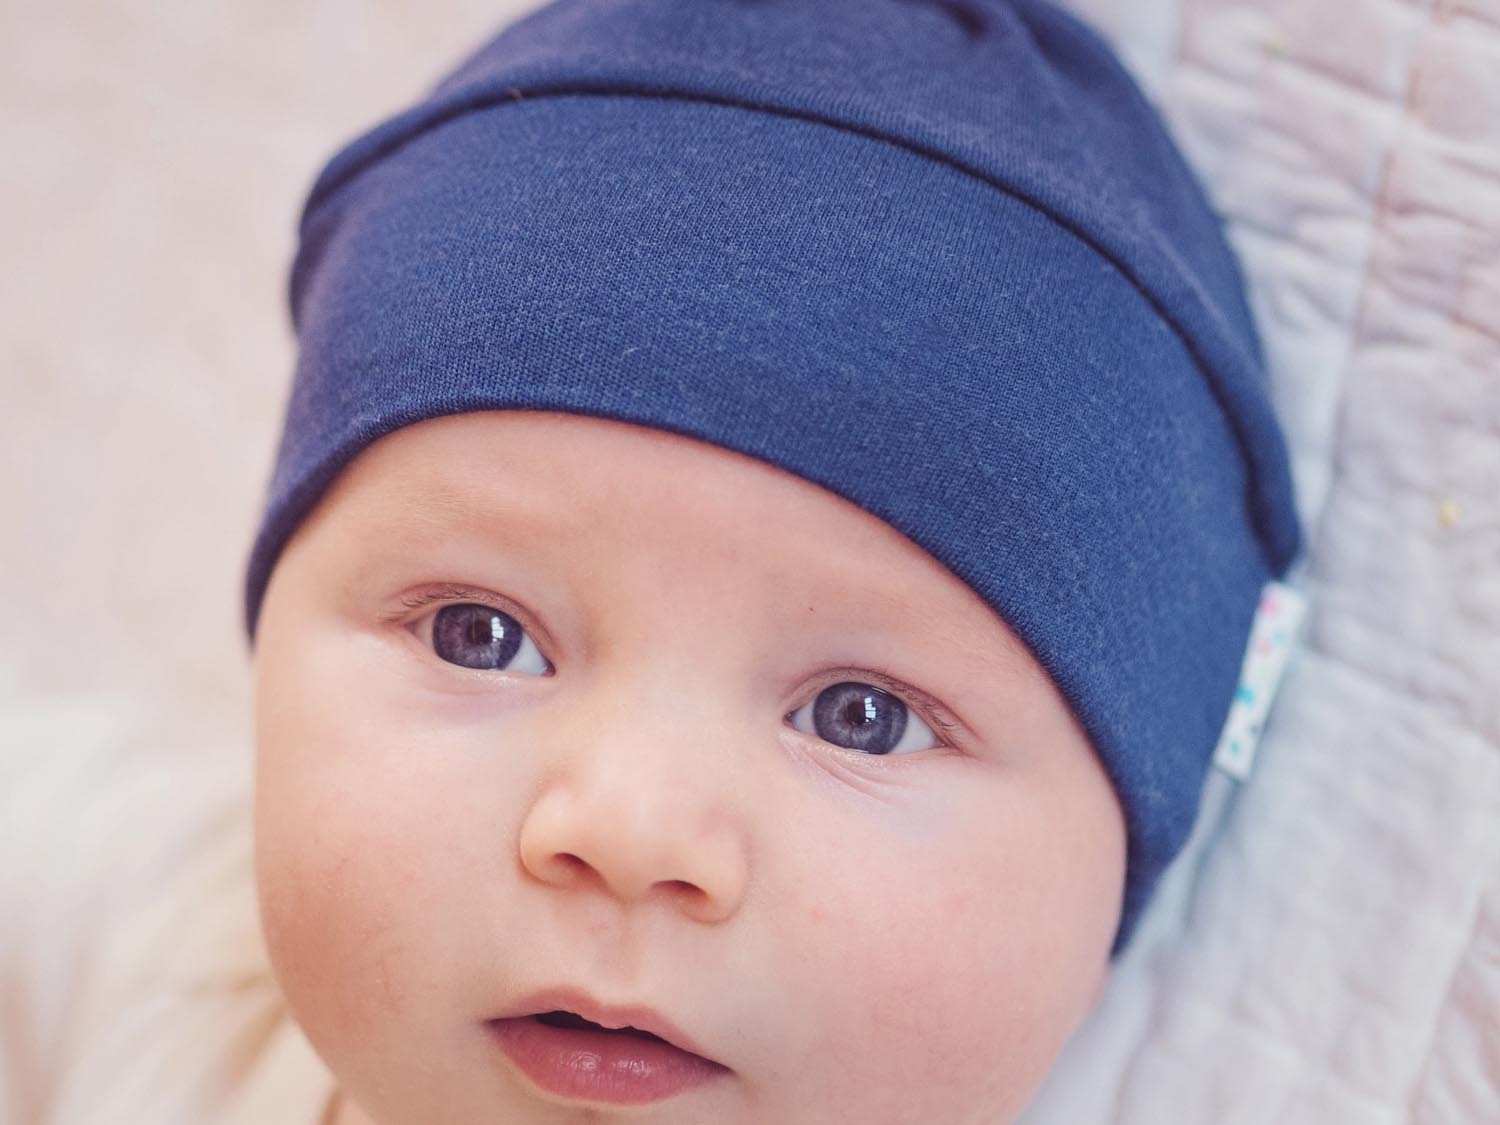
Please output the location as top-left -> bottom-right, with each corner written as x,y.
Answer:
516,726 -> 750,923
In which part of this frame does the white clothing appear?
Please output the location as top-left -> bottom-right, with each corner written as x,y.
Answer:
1,699 -> 338,1125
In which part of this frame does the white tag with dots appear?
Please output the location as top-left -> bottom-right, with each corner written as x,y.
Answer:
1213,580 -> 1308,781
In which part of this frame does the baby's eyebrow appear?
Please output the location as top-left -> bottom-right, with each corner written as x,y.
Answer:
353,478 -> 1041,682
331,487 -> 574,593
365,479 -> 584,543
876,604 -> 1031,690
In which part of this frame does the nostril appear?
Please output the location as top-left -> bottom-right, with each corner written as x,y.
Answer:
555,852 -> 589,878
898,0 -> 989,40
663,878 -> 703,899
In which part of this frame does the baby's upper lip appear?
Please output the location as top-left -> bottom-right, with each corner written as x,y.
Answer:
493,986 -> 726,1067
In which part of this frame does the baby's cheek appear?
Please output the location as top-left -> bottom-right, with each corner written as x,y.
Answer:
256,788 -> 442,1046
839,894 -> 1033,1085
783,820 -> 1084,1119
254,665 -> 475,1043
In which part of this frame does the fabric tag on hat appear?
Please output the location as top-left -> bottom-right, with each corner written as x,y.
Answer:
1213,579 -> 1308,781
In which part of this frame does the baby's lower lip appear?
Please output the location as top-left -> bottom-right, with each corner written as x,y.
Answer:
487,1015 -> 730,1105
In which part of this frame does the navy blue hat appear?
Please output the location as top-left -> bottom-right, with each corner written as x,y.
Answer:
244,0 -> 1302,957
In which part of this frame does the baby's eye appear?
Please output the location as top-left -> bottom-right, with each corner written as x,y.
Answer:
425,603 -> 552,675
786,681 -> 940,756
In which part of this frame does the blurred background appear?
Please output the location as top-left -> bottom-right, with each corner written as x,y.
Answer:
0,0 -> 545,735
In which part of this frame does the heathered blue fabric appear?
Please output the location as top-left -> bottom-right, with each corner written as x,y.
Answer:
243,0 -> 1302,958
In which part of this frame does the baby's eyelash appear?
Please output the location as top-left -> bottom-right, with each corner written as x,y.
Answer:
383,584 -> 506,619
922,708 -> 964,744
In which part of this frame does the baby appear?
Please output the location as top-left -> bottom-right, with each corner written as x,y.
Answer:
243,0 -> 1303,1122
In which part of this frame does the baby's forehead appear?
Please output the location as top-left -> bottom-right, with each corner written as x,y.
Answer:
341,410 -> 930,568
318,410 -> 1040,680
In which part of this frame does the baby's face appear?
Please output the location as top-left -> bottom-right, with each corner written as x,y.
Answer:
252,410 -> 1125,1124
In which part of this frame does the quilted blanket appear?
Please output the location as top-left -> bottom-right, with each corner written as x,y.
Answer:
1022,0 -> 1500,1120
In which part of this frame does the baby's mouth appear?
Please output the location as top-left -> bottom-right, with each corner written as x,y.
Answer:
532,1009 -> 670,1044
487,1001 -> 730,1105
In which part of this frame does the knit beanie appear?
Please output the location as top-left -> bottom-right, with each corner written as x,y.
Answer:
243,0 -> 1303,957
